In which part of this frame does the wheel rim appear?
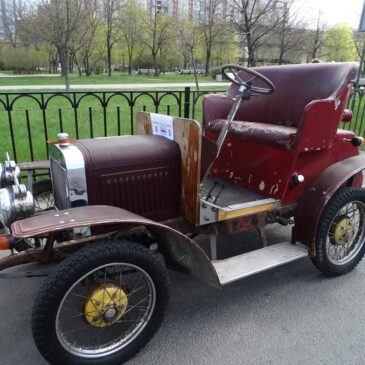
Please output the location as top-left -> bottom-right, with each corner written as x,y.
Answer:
326,200 -> 365,265
55,262 -> 156,358
21,189 -> 54,249
34,190 -> 54,212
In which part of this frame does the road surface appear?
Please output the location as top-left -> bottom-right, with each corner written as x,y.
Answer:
1,224 -> 365,365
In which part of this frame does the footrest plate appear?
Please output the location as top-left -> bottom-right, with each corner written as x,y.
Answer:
213,242 -> 307,285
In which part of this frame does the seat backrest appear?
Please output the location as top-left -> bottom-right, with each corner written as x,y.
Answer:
228,62 -> 357,127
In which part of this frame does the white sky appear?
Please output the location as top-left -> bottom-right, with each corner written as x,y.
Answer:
294,0 -> 364,29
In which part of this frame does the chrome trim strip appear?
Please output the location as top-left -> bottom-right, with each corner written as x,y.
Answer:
49,143 -> 90,237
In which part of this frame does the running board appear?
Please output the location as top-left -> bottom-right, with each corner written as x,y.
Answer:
212,242 -> 308,285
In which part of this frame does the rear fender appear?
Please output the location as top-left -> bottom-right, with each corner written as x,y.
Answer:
11,205 -> 220,288
292,155 -> 365,256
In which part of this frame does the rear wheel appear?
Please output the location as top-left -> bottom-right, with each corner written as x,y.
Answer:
312,188 -> 365,276
32,240 -> 170,365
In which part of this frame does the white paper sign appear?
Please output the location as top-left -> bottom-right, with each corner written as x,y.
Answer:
150,113 -> 174,140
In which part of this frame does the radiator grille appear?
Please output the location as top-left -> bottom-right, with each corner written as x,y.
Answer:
87,166 -> 181,221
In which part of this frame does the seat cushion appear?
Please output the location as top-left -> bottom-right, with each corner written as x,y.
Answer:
207,119 -> 298,150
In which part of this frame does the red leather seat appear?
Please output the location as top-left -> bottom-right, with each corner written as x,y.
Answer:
208,119 -> 297,149
203,63 -> 357,150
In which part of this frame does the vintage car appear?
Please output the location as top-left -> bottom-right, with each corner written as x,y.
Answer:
0,62 -> 364,365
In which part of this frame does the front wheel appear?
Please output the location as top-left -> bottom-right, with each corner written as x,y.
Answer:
32,240 -> 170,365
14,179 -> 54,251
312,188 -> 365,276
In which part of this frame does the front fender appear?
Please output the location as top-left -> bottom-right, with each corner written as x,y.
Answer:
293,155 -> 365,256
11,205 -> 220,288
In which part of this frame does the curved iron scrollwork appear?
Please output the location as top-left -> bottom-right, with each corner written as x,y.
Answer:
0,89 -> 194,163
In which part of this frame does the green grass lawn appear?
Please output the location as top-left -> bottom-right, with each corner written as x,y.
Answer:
0,72 -> 217,86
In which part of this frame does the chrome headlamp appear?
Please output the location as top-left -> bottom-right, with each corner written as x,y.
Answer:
0,182 -> 34,228
0,154 -> 20,188
0,154 -> 35,227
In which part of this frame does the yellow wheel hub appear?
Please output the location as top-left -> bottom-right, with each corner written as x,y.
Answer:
333,218 -> 353,245
84,284 -> 128,327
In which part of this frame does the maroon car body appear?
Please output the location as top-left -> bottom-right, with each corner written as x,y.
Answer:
1,62 -> 365,365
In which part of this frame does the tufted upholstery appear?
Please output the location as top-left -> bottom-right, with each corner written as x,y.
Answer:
204,62 -> 357,149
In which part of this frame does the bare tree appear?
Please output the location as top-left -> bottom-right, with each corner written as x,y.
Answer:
140,3 -> 173,76
231,0 -> 282,66
103,0 -> 123,77
44,44 -> 58,73
119,0 -> 141,75
275,0 -> 305,64
0,0 -> 28,46
197,0 -> 227,76
306,12 -> 326,61
72,7 -> 105,76
26,0 -> 92,91
176,17 -> 202,90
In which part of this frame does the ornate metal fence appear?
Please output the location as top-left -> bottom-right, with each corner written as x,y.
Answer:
0,88 -> 223,163
0,87 -> 362,163
342,88 -> 365,136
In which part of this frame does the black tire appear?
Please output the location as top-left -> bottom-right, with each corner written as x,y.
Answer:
14,179 -> 54,251
311,188 -> 365,276
32,240 -> 170,365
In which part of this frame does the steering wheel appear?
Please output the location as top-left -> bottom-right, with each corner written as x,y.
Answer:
222,64 -> 275,94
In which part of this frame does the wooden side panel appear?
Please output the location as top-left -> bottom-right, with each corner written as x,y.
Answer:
136,112 -> 153,135
136,112 -> 201,225
173,117 -> 201,225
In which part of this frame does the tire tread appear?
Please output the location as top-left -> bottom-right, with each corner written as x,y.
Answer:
32,240 -> 170,365
311,187 -> 365,276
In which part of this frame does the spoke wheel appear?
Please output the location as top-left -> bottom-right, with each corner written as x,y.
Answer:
14,179 -> 54,251
312,188 -> 365,276
32,240 -> 170,365
33,179 -> 54,213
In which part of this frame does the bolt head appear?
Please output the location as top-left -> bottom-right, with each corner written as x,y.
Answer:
57,132 -> 69,142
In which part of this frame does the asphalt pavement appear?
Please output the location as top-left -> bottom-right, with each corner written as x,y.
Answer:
1,224 -> 365,365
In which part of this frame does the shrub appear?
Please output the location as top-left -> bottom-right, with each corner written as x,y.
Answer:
210,67 -> 222,80
0,46 -> 47,74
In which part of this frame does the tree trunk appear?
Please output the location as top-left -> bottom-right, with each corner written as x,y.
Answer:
191,50 -> 199,93
128,50 -> 133,75
74,55 -> 82,76
59,47 -> 70,92
152,52 -> 158,76
278,43 -> 284,65
311,46 -> 318,61
246,32 -> 257,67
68,54 -> 74,73
107,42 -> 112,77
204,48 -> 211,77
278,53 -> 284,65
